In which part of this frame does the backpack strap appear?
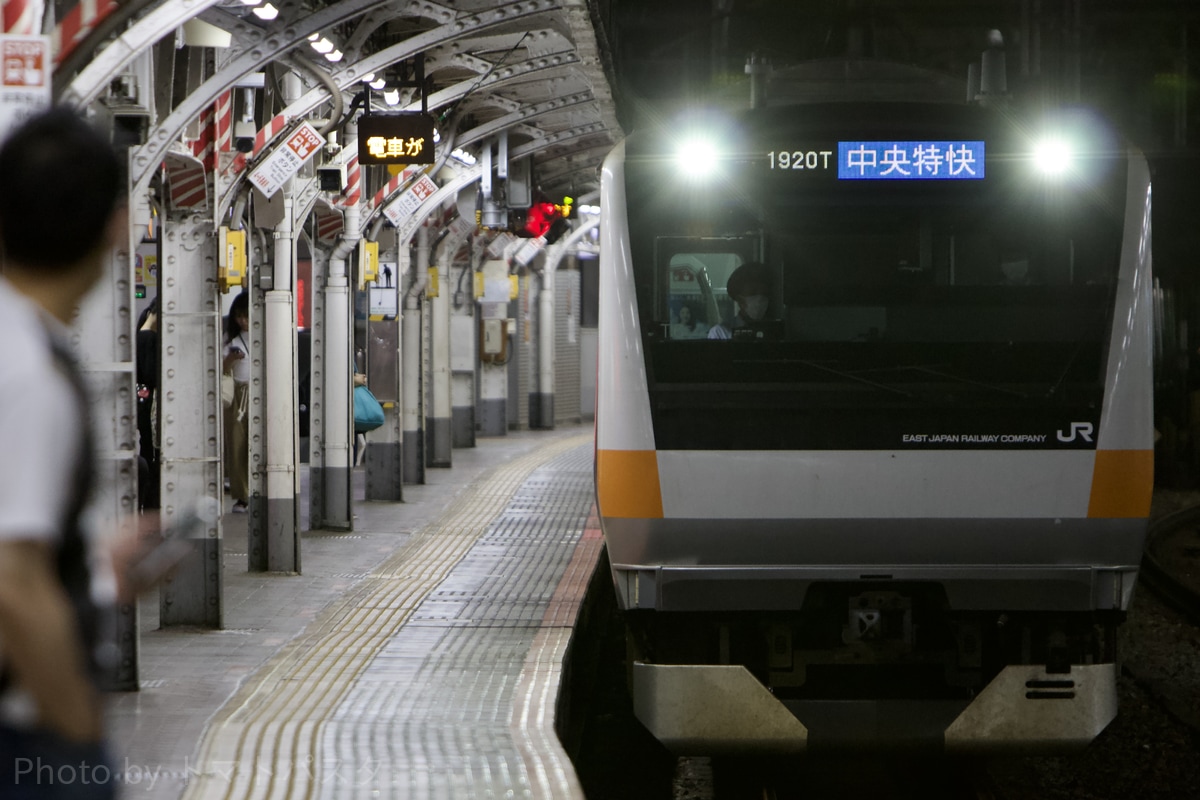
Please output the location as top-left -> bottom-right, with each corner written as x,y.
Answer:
0,336 -> 106,694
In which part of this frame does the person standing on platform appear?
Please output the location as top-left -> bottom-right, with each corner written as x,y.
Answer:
222,292 -> 251,513
0,107 -> 125,799
136,297 -> 161,510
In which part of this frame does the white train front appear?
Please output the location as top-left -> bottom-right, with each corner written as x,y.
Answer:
594,96 -> 1154,754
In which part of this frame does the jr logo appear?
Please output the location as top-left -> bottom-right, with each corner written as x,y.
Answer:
1057,422 -> 1094,443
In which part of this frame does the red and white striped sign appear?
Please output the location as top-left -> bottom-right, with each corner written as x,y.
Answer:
191,90 -> 232,172
50,0 -> 117,65
369,165 -> 421,210
315,209 -> 343,243
340,153 -> 360,207
165,152 -> 208,209
3,0 -> 42,34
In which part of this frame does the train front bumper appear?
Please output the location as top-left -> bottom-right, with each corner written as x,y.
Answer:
632,662 -> 1117,755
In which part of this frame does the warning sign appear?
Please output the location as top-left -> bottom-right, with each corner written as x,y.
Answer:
382,174 -> 439,227
0,35 -> 51,144
247,122 -> 325,198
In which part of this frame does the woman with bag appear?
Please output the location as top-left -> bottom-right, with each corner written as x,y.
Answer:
135,297 -> 161,509
222,292 -> 251,513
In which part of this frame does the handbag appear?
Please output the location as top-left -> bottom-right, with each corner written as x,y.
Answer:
353,385 -> 385,432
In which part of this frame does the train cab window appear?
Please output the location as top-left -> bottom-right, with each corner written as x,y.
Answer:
655,237 -> 761,340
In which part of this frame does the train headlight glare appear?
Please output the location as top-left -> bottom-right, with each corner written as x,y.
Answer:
1033,138 -> 1073,176
676,137 -> 718,179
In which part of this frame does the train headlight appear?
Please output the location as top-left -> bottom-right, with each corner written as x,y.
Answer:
1033,137 -> 1074,176
675,137 -> 719,180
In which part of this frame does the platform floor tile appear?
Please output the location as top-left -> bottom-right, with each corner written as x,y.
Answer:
166,434 -> 594,800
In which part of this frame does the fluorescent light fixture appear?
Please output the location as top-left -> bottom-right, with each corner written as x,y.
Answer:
310,37 -> 334,54
252,3 -> 277,19
325,49 -> 343,63
451,148 -> 477,165
361,73 -> 375,83
383,89 -> 400,106
369,79 -> 386,90
240,0 -> 260,5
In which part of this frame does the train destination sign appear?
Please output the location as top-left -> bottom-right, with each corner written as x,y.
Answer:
358,112 -> 435,165
762,140 -> 985,180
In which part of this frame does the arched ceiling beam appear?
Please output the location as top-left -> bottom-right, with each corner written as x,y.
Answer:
283,3 -> 573,126
381,121 -> 608,242
341,0 -> 456,59
125,0 -> 408,190
60,0 -> 226,107
278,24 -> 576,124
454,93 -> 595,150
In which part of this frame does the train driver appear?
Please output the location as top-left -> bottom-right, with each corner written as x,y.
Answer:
707,262 -> 775,339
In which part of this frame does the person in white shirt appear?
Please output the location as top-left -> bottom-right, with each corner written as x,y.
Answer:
0,107 -> 125,799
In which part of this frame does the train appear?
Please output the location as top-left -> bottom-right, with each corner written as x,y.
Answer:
593,61 -> 1154,755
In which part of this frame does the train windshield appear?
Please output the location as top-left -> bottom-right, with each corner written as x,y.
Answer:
624,103 -> 1130,450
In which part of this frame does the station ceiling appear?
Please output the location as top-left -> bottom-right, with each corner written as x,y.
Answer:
54,0 -> 623,207
46,1 -> 1200,214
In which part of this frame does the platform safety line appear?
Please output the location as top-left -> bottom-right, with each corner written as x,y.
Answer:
180,433 -> 590,800
510,505 -> 604,799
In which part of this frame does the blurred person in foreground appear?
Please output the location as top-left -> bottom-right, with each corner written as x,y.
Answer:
0,107 -> 126,799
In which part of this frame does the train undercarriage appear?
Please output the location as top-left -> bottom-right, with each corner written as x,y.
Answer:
624,583 -> 1123,755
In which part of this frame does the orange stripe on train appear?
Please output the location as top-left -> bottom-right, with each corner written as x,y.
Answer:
1087,450 -> 1153,518
596,450 -> 663,519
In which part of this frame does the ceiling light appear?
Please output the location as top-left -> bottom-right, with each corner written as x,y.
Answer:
252,3 -> 277,19
310,37 -> 334,54
383,89 -> 400,106
325,49 -> 343,63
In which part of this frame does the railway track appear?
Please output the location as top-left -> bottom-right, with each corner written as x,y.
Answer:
1140,503 -> 1200,626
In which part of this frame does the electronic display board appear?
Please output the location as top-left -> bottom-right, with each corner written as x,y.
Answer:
758,140 -> 985,180
358,112 -> 436,165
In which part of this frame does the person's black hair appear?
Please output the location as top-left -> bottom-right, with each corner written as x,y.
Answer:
225,291 -> 249,341
0,106 -> 123,270
726,262 -> 773,298
136,296 -> 159,330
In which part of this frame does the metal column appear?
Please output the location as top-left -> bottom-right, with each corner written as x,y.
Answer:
74,193 -> 142,688
365,235 -> 404,501
402,226 -> 429,483
158,214 -> 223,627
250,190 -> 300,571
450,258 -> 477,449
530,260 -> 555,429
308,248 -> 333,526
427,237 -> 453,468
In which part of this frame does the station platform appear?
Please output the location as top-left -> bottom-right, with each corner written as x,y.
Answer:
108,425 -> 598,800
